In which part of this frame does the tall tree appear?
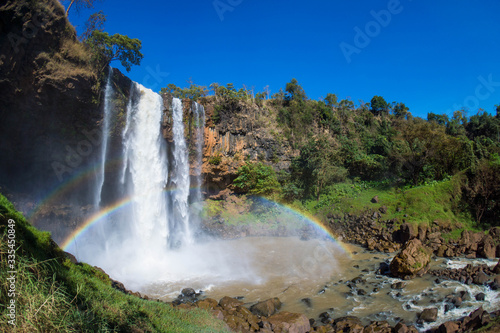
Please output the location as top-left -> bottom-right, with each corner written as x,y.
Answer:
370,95 -> 389,116
285,78 -> 306,102
86,31 -> 143,72
65,0 -> 101,16
79,10 -> 106,41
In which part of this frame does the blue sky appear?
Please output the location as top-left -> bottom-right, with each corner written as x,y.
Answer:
64,0 -> 500,119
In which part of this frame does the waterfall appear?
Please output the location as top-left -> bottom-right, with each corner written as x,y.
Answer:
95,68 -> 113,208
123,83 -> 169,247
170,98 -> 192,246
190,102 -> 205,227
69,82 -> 209,287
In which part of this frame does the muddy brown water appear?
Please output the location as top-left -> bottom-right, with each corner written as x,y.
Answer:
140,236 -> 500,331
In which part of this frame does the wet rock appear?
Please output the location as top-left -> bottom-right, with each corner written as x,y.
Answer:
475,292 -> 486,301
490,275 -> 500,290
301,298 -> 312,308
473,272 -> 489,285
391,282 -> 406,289
478,235 -> 496,259
332,316 -> 364,332
390,239 -> 431,279
438,321 -> 460,333
357,289 -> 367,296
267,311 -> 311,333
377,262 -> 391,275
196,298 -> 218,310
181,288 -> 196,297
364,320 -> 392,333
419,308 -> 438,322
219,296 -> 244,311
250,297 -> 282,317
494,259 -> 500,274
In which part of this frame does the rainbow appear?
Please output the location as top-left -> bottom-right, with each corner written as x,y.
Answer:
61,194 -> 351,256
252,196 -> 352,256
61,196 -> 132,251
27,158 -> 125,221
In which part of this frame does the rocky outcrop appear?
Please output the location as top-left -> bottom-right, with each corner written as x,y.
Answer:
197,98 -> 295,195
390,239 -> 431,278
329,208 -> 500,260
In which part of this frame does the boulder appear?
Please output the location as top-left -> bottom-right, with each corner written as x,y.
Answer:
363,321 -> 392,333
332,316 -> 364,332
219,296 -> 244,311
494,259 -> 500,274
390,239 -> 431,278
267,311 -> 311,333
223,314 -> 249,332
400,223 -> 418,243
438,321 -> 460,333
250,297 -> 282,317
419,308 -> 438,322
478,235 -> 496,259
371,196 -> 379,203
196,298 -> 218,310
473,272 -> 489,285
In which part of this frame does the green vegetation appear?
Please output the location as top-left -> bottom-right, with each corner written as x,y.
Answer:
85,31 -> 143,72
0,194 -> 229,332
197,78 -> 500,230
233,162 -> 281,196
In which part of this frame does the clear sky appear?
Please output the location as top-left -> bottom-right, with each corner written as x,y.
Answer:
64,0 -> 500,119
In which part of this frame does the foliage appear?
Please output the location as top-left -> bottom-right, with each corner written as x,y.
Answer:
462,156 -> 500,226
208,154 -> 222,165
79,10 -> 106,41
85,31 -> 143,72
233,162 -> 281,196
64,0 -> 101,16
161,83 -> 208,101
370,95 -> 389,116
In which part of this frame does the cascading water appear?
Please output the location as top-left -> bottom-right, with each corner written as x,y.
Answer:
189,102 -> 205,232
123,83 -> 169,249
95,68 -> 113,208
169,98 -> 193,247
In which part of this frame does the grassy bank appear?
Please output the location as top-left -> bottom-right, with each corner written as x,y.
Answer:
0,194 -> 229,332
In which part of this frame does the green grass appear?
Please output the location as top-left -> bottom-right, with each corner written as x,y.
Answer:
295,177 -> 477,234
0,193 -> 230,332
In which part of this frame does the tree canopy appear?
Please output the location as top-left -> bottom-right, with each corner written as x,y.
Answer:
86,31 -> 143,72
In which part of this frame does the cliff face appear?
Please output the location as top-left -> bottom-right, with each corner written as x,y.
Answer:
0,0 -> 133,201
160,96 -> 295,196
0,0 -> 97,195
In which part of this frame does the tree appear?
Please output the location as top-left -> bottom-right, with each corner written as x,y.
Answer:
324,93 -> 338,108
370,96 -> 389,116
86,31 -> 143,72
232,162 -> 281,196
79,10 -> 106,41
65,0 -> 101,16
427,112 -> 449,125
285,78 -> 306,102
392,102 -> 409,118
